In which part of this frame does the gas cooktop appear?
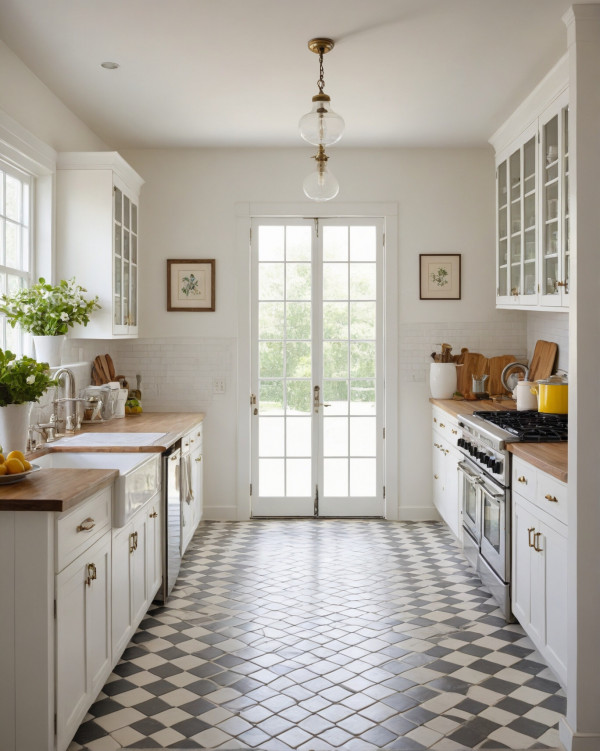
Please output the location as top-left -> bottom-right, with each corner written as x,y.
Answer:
473,410 -> 568,442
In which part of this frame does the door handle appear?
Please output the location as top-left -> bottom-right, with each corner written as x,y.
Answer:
533,532 -> 543,552
528,527 -> 535,547
313,386 -> 331,413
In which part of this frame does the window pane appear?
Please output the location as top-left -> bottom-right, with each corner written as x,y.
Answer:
323,341 -> 348,379
286,381 -> 311,414
259,342 -> 284,377
5,222 -> 19,267
259,417 -> 284,457
324,458 -> 348,496
323,263 -> 347,300
323,302 -> 348,340
324,417 -> 348,457
259,226 -> 284,261
286,417 -> 311,457
259,263 -> 284,300
350,263 -> 376,299
286,263 -> 311,300
350,380 -> 376,415
350,226 -> 376,261
323,226 -> 348,262
286,226 -> 311,261
259,380 -> 284,414
350,302 -> 376,340
5,175 -> 21,221
350,417 -> 376,456
286,459 -> 311,496
259,459 -> 284,496
286,342 -> 311,378
259,302 -> 284,340
286,302 -> 311,340
350,342 -> 376,378
350,459 -> 376,496
323,380 -> 348,415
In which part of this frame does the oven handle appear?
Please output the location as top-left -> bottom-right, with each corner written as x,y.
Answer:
457,460 -> 483,486
479,481 -> 505,501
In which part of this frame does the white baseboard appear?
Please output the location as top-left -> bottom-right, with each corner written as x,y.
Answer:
398,506 -> 442,522
202,506 -> 238,521
560,717 -> 600,750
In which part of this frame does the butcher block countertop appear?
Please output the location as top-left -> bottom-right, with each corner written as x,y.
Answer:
0,412 -> 205,512
0,469 -> 116,512
430,398 -> 568,482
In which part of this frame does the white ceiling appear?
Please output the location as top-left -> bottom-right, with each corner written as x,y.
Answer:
0,0 -> 575,149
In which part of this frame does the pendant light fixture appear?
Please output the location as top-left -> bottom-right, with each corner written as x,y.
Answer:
300,38 -> 344,201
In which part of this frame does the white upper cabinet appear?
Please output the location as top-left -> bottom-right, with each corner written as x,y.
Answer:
56,152 -> 144,338
490,56 -> 569,312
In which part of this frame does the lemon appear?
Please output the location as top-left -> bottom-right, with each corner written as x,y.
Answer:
7,450 -> 26,464
0,464 -> 7,476
22,459 -> 32,471
5,458 -> 24,474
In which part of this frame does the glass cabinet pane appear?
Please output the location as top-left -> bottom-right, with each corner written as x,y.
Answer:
114,188 -> 122,225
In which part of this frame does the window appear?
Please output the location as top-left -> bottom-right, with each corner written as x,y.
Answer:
0,159 -> 33,355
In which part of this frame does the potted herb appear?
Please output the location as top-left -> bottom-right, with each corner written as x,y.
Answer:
0,349 -> 57,452
0,278 -> 101,366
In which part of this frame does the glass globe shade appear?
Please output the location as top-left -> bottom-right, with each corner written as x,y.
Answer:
298,98 -> 345,146
303,164 -> 339,202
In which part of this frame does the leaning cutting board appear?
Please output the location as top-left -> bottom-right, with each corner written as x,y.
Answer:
528,340 -> 558,382
486,354 -> 517,396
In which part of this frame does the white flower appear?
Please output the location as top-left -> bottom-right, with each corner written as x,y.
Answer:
60,312 -> 69,321
26,375 -> 35,384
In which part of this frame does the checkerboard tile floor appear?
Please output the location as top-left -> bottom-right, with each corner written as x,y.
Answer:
68,520 -> 565,750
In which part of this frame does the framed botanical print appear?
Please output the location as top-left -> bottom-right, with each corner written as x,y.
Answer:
167,259 -> 215,311
419,254 -> 461,300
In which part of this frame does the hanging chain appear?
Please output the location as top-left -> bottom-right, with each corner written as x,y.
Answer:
317,47 -> 325,94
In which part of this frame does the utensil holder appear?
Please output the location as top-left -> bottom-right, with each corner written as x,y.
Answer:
430,363 -> 457,399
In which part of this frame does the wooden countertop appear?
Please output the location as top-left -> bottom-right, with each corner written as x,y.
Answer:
430,398 -> 568,482
40,412 -> 205,453
0,469 -> 116,512
0,412 -> 205,512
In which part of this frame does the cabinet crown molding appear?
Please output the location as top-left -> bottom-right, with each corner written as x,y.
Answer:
489,55 -> 568,154
57,151 -> 145,193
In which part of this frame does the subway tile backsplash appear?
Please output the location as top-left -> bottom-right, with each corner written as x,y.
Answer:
527,310 -> 569,372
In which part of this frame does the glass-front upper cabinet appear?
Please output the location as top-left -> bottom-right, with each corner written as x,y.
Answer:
496,123 -> 537,306
540,91 -> 569,307
113,187 -> 139,335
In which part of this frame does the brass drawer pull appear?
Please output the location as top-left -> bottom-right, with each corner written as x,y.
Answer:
533,532 -> 543,553
86,563 -> 97,586
433,417 -> 437,423
528,527 -> 535,547
195,456 -> 202,462
518,476 -> 528,484
77,518 -> 96,533
544,494 -> 558,503
440,423 -> 446,428
451,429 -> 458,435
149,510 -> 158,518
129,531 -> 138,554
434,474 -> 439,480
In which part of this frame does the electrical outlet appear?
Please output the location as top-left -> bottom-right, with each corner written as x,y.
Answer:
213,377 -> 226,394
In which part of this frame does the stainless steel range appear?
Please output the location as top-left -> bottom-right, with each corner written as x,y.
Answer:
456,409 -> 568,621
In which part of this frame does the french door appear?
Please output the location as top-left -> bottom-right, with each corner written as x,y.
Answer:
250,217 -> 384,517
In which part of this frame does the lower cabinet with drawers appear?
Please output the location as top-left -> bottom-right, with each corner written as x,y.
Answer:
0,479 -> 163,751
512,456 -> 568,687
431,406 -> 462,539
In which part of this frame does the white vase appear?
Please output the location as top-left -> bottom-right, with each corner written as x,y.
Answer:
430,363 -> 457,399
33,335 -> 65,367
0,403 -> 32,453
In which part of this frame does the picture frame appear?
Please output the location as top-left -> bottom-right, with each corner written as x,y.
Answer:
419,254 -> 461,300
167,259 -> 215,311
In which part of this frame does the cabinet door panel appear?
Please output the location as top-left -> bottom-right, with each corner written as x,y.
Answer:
86,536 -> 112,697
147,503 -> 162,600
131,518 -> 148,627
512,498 -> 534,626
544,521 -> 568,683
112,523 -> 133,659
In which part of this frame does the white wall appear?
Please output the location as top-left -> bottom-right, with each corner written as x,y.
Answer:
0,39 -> 106,152
70,145 -> 525,520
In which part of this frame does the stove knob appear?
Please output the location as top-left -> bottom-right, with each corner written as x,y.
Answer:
457,438 -> 465,448
493,460 -> 503,474
468,444 -> 476,456
483,455 -> 492,467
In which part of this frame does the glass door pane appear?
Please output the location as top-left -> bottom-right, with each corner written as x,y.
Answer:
497,160 -> 508,297
542,114 -> 560,296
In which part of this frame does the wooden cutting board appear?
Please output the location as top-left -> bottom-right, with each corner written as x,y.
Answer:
486,354 -> 517,396
528,340 -> 558,382
457,352 -> 487,398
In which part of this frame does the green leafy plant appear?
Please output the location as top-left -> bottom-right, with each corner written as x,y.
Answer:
0,349 -> 57,406
431,267 -> 449,287
181,273 -> 199,297
0,278 -> 101,336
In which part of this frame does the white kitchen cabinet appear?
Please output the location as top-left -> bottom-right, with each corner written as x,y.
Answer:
431,407 -> 461,539
512,461 -> 568,687
56,531 -> 111,751
56,152 -> 144,338
146,499 -> 162,599
490,58 -> 569,311
112,495 -> 160,659
181,422 -> 204,554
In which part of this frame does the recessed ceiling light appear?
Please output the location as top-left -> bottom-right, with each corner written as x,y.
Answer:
101,61 -> 120,70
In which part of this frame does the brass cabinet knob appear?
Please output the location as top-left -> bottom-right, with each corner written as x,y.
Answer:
544,494 -> 558,503
440,423 -> 446,428
150,510 -> 158,518
434,474 -> 439,480
77,517 -> 96,533
518,476 -> 528,484
195,456 -> 202,462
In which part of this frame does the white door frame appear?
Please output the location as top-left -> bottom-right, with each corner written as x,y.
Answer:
236,202 -> 399,521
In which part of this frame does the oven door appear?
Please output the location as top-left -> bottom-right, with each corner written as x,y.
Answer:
479,478 -> 510,583
458,459 -> 482,543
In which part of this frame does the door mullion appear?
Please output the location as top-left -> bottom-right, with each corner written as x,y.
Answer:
312,220 -> 323,516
